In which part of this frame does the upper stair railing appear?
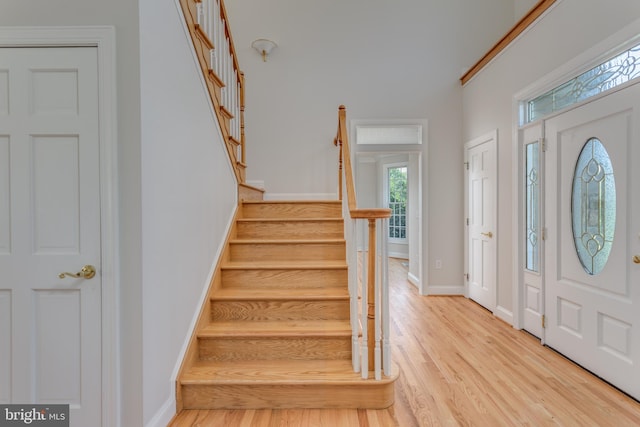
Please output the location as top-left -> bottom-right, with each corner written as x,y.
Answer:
178,0 -> 247,182
334,105 -> 392,380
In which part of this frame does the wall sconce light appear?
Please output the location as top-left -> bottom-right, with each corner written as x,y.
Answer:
251,39 -> 277,62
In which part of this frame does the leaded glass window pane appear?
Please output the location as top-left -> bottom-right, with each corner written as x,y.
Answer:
526,42 -> 640,123
571,138 -> 616,275
525,141 -> 539,272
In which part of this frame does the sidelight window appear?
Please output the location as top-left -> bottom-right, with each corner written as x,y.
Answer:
525,141 -> 540,272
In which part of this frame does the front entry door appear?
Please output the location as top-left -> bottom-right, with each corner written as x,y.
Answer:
0,47 -> 102,426
467,132 -> 497,311
544,83 -> 640,399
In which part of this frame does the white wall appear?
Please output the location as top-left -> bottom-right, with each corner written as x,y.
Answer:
140,0 -> 237,425
226,0 -> 517,292
514,0 -> 539,22
462,0 -> 640,321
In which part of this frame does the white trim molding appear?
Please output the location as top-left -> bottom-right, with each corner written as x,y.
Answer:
408,272 -> 420,289
494,305 -> 513,325
0,26 -> 120,427
425,285 -> 465,296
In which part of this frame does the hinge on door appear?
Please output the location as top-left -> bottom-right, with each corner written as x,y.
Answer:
465,273 -> 469,281
542,315 -> 546,328
466,218 -> 469,226
539,137 -> 547,152
542,227 -> 547,241
464,161 -> 469,170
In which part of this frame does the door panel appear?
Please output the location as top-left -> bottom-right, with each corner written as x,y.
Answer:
467,134 -> 497,311
33,136 -> 81,253
545,83 -> 640,399
0,47 -> 102,426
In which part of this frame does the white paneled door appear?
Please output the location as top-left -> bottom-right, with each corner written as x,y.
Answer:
0,47 -> 102,426
544,83 -> 640,399
467,132 -> 497,312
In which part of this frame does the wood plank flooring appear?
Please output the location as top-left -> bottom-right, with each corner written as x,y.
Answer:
170,258 -> 640,426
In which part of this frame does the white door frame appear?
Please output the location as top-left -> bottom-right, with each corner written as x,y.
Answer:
512,19 -> 640,331
0,27 -> 119,426
354,151 -> 425,293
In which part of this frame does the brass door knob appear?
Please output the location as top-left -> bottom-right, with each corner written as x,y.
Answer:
59,265 -> 96,280
633,255 -> 640,264
481,231 -> 493,238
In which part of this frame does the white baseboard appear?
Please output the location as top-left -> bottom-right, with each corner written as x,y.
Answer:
245,180 -> 264,189
494,305 -> 513,326
408,272 -> 420,289
264,192 -> 338,201
388,251 -> 409,259
145,396 -> 175,427
425,285 -> 464,296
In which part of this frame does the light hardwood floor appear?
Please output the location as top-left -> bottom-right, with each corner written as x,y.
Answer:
170,258 -> 640,426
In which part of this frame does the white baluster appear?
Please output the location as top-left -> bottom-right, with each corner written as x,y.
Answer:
196,2 -> 204,28
234,69 -> 239,138
214,1 -> 221,76
209,48 -> 215,72
201,0 -> 208,38
206,0 -> 214,39
360,221 -> 368,379
226,39 -> 232,109
375,222 -> 382,380
221,33 -> 227,108
345,175 -> 360,373
224,37 -> 230,108
229,66 -> 238,134
236,81 -> 241,140
381,217 -> 391,376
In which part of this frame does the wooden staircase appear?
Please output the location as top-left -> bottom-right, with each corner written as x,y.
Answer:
176,200 -> 396,409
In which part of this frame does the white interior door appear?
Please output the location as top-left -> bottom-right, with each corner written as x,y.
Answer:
466,132 -> 497,311
544,83 -> 640,399
0,47 -> 102,426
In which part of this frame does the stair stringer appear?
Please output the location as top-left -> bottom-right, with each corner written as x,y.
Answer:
174,205 -> 241,412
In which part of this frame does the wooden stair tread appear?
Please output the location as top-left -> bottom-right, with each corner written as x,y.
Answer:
229,238 -> 345,244
242,200 -> 341,205
221,260 -> 347,270
181,360 -> 396,385
212,287 -> 348,300
236,218 -> 342,222
199,320 -> 351,337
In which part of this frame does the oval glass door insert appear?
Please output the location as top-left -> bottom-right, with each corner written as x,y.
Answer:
572,137 -> 616,275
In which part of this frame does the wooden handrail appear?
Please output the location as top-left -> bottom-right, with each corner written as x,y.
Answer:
334,105 -> 391,378
460,0 -> 557,85
335,106 -> 391,221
